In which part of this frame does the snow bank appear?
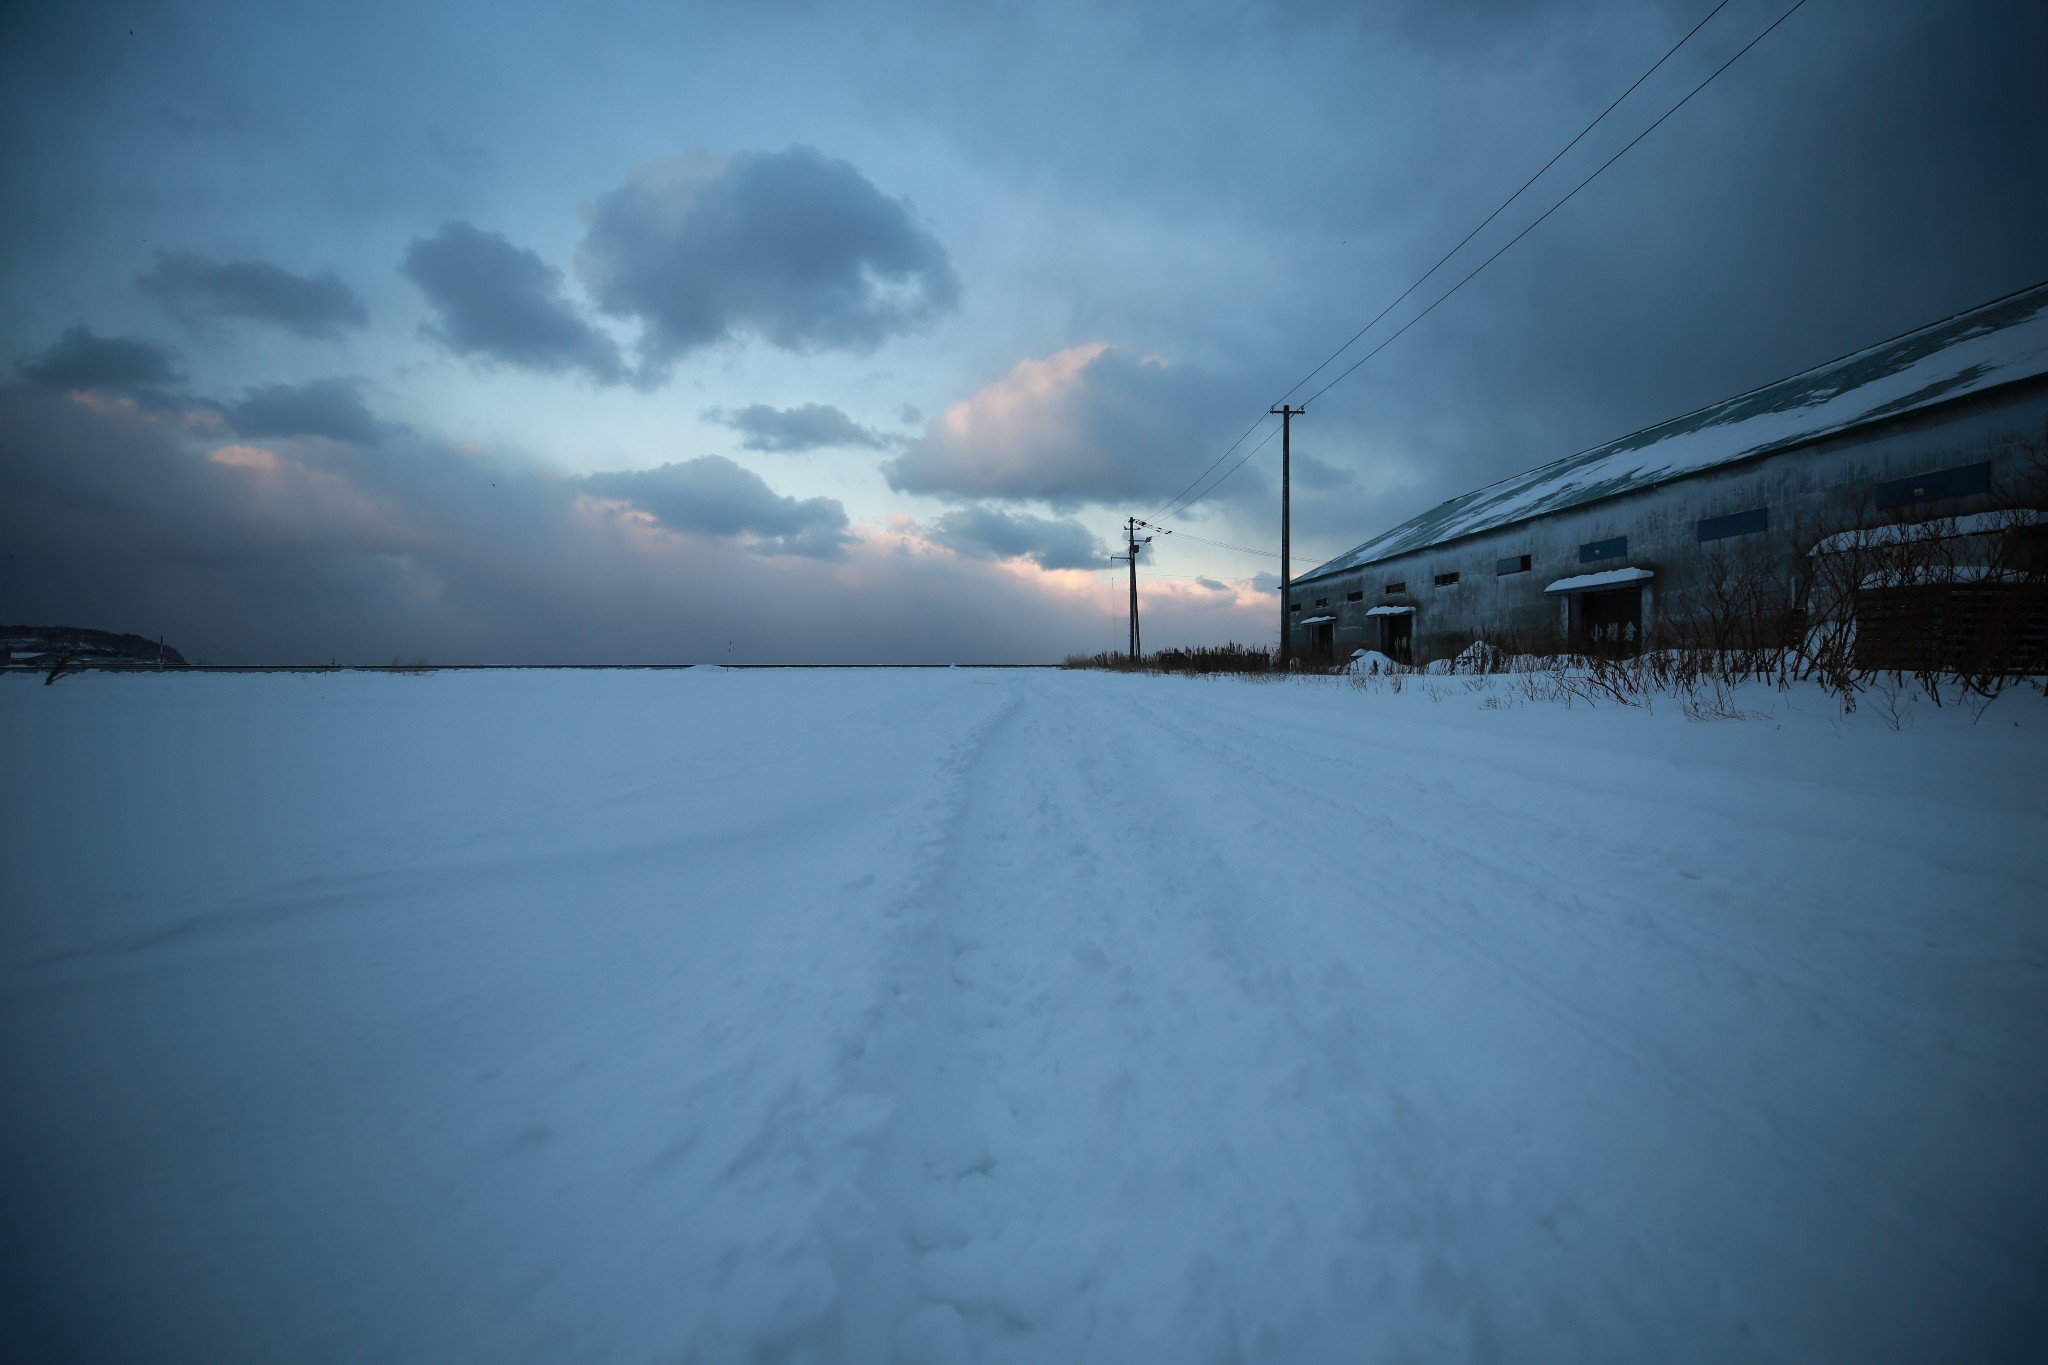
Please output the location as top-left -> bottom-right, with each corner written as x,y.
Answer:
3,669 -> 2045,1363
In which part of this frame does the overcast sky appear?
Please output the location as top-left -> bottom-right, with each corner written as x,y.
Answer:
2,0 -> 2042,662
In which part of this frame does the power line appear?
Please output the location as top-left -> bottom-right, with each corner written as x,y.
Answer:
1150,411 -> 1273,519
1157,423 -> 1282,519
1166,0 -> 1810,518
1275,0 -> 1737,408
1152,0 -> 1735,524
1299,0 -> 1811,410
1138,519 -> 1347,566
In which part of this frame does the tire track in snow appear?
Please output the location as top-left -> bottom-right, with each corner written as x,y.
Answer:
834,676 -> 1507,1364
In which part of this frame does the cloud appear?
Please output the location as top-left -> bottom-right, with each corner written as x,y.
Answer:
225,378 -> 382,445
581,456 -> 855,559
883,343 -> 1261,507
926,505 -> 1106,571
0,381 -> 1276,663
402,221 -> 626,383
706,402 -> 886,453
13,326 -> 184,392
1293,452 -> 1356,492
578,146 -> 960,364
138,250 -> 368,339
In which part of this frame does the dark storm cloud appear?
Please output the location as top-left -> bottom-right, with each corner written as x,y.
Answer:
706,402 -> 886,453
884,344 -> 1266,508
13,326 -> 184,391
578,146 -> 960,366
225,378 -> 382,445
582,456 -> 855,559
138,250 -> 368,339
926,506 -> 1105,571
402,221 -> 627,383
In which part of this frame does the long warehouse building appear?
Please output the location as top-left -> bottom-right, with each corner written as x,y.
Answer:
1287,282 -> 2048,665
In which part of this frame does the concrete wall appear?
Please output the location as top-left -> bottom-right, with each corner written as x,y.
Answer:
1287,377 -> 2048,663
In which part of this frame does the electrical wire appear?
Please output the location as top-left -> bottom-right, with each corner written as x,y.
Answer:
1150,411 -> 1274,519
1152,0 -> 1736,522
1156,423 -> 1282,519
1274,0 -> 1737,408
1297,0 -> 1811,410
1166,0 -> 1811,519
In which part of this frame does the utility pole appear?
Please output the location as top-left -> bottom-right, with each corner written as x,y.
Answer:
1270,404 -> 1305,667
1110,517 -> 1152,661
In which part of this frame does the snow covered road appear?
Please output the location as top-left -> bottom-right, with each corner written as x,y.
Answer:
3,669 -> 2045,1362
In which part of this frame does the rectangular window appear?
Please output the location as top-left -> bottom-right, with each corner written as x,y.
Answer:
1874,461 -> 1991,510
1289,602 -> 1301,613
1495,554 -> 1532,575
1346,590 -> 1364,602
1580,536 -> 1628,563
1315,598 -> 1328,608
1697,507 -> 1768,542
1385,581 -> 1406,595
1434,571 -> 1460,587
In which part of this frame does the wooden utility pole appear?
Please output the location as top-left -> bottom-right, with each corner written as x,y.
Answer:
1271,404 -> 1305,666
1111,517 -> 1152,660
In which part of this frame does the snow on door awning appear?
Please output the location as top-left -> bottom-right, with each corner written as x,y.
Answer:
1298,615 -> 1337,625
1545,566 -> 1655,595
1363,605 -> 1416,617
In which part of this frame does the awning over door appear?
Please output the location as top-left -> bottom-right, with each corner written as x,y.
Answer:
1298,615 -> 1336,625
1363,605 -> 1416,617
1544,566 -> 1654,595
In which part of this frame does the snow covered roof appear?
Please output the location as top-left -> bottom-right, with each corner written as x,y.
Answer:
1808,508 -> 2042,555
1545,566 -> 1655,595
1363,604 -> 1416,617
1297,614 -> 1336,625
1300,282 -> 2048,583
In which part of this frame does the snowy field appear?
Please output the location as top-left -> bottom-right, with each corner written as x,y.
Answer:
2,668 -> 2045,1364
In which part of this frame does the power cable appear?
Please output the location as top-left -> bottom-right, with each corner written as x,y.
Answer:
1276,0 -> 1737,408
1152,0 -> 1736,523
1299,0 -> 1811,410
1173,0 -> 1812,518
1156,423 -> 1282,520
1151,412 -> 1274,519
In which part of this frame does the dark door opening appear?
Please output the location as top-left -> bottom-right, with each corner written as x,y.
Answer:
1378,613 -> 1412,664
1577,587 -> 1642,657
1305,620 -> 1335,662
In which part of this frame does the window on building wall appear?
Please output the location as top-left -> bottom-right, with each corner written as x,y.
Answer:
1874,462 -> 1991,510
1434,571 -> 1460,587
1580,536 -> 1627,563
1496,554 -> 1531,575
1289,603 -> 1302,613
1697,507 -> 1768,542
1385,581 -> 1406,595
1346,590 -> 1364,602
1315,598 -> 1327,607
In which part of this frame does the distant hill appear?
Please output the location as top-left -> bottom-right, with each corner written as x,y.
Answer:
2,625 -> 187,666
